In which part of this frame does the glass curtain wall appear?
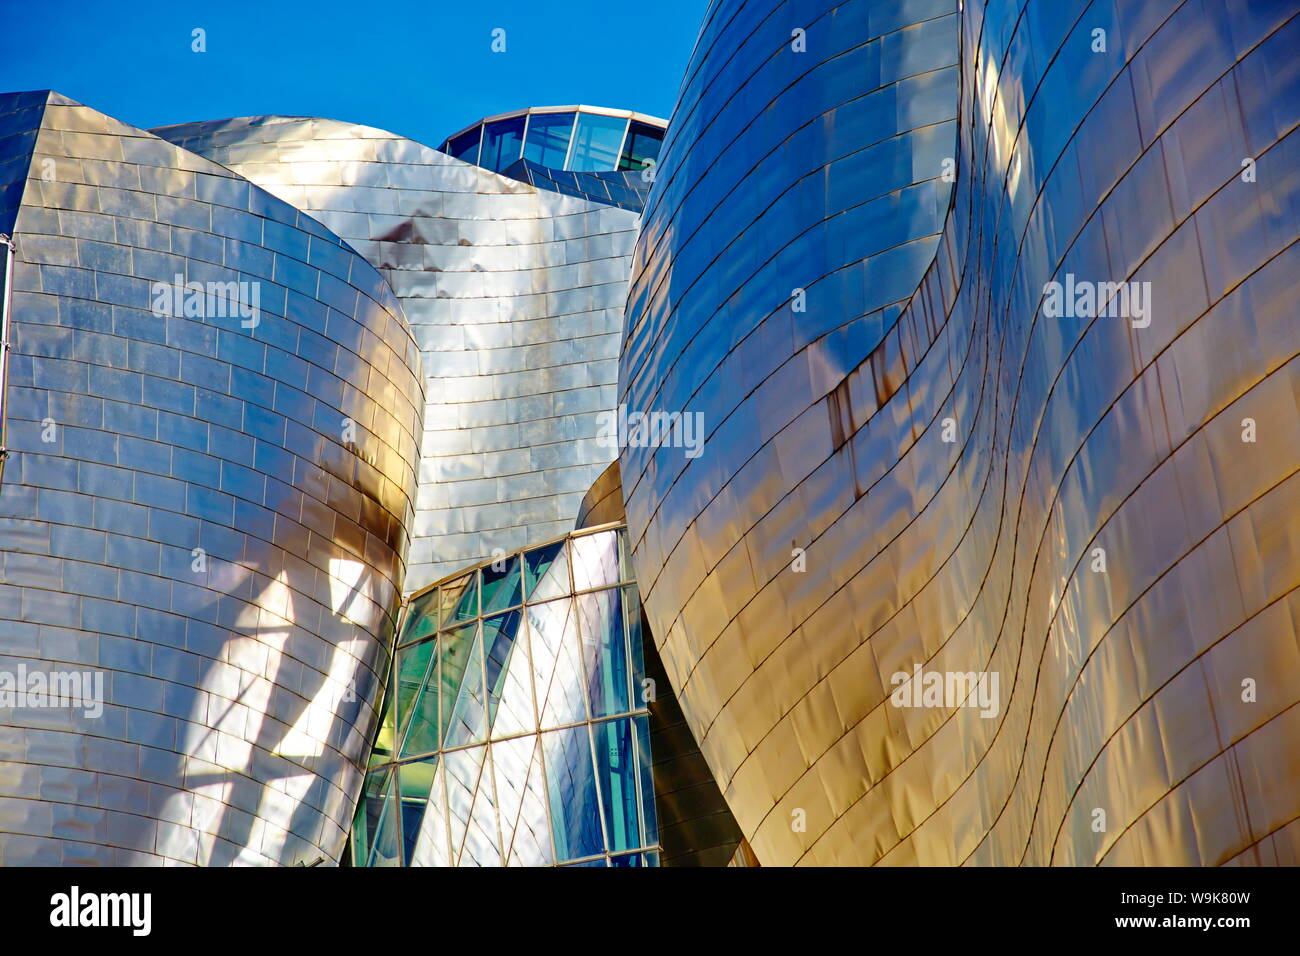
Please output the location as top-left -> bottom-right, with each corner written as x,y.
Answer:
352,524 -> 660,866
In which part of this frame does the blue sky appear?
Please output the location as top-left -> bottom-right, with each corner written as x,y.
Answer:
0,0 -> 705,147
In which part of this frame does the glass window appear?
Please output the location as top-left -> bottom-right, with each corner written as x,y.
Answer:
530,597 -> 587,728
442,622 -> 487,748
525,539 -> 569,602
619,121 -> 664,171
523,112 -> 576,168
480,116 -> 526,172
483,609 -> 532,738
440,571 -> 478,626
634,714 -> 658,848
592,717 -> 640,852
568,112 -> 628,172
445,126 -> 482,164
355,768 -> 400,867
543,725 -> 605,861
571,529 -> 620,591
395,639 -> 437,756
578,588 -> 630,718
481,555 -> 523,614
404,758 -> 451,866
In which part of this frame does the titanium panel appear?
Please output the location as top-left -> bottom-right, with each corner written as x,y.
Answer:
0,92 -> 423,866
619,0 -> 1300,866
158,116 -> 644,591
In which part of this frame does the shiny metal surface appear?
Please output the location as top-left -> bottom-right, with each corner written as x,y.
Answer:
619,0 -> 1300,866
0,92 -> 423,865
158,116 -> 645,591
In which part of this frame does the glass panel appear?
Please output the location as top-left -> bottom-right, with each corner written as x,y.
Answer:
445,745 -> 502,866
445,127 -> 482,164
480,116 -> 526,172
442,622 -> 487,748
440,570 -> 478,626
525,538 -> 569,603
578,588 -> 630,718
529,597 -> 587,728
571,529 -> 620,591
618,121 -> 664,171
592,717 -> 640,853
361,768 -> 400,867
634,714 -> 658,848
568,112 -> 627,172
368,675 -> 396,767
492,735 -> 553,865
543,725 -> 605,861
481,554 -> 523,614
625,585 -> 648,708
610,852 -> 649,866
397,592 -> 437,646
394,639 -> 436,756
522,111 -> 576,168
483,609 -> 532,738
618,527 -> 636,582
407,758 -> 451,867
398,758 -> 441,865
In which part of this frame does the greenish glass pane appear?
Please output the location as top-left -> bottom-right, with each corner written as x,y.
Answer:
394,639 -> 437,756
593,716 -> 639,853
624,585 -> 648,708
369,676 -> 396,768
617,121 -> 664,172
524,539 -> 568,602
440,571 -> 478,626
359,768 -> 400,867
634,714 -> 658,848
483,609 -> 531,737
398,758 -> 440,866
441,622 -> 487,748
617,526 -> 635,583
481,555 -> 523,614
397,592 -> 437,646
542,725 -> 604,861
579,588 -> 629,718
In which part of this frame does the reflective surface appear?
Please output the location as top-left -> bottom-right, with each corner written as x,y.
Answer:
352,524 -> 661,866
0,93 -> 424,865
159,115 -> 645,590
439,106 -> 666,177
620,0 -> 1300,866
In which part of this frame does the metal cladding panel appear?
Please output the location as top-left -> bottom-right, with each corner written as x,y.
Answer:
0,92 -> 424,865
618,0 -> 1300,866
158,117 -> 643,592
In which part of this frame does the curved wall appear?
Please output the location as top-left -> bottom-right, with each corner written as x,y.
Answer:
619,0 -> 1300,866
0,92 -> 423,865
159,116 -> 643,591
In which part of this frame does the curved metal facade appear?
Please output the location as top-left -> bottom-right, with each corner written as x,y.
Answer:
0,92 -> 424,865
353,523 -> 659,866
619,0 -> 1300,867
159,116 -> 643,592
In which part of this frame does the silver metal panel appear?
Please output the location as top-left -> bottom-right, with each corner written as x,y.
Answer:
0,92 -> 423,866
159,116 -> 643,590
